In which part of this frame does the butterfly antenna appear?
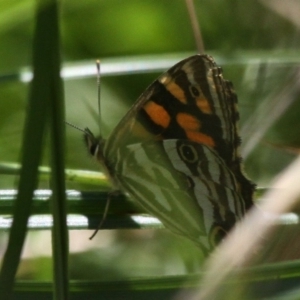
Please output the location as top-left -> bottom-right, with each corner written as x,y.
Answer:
88,60 -> 113,240
185,0 -> 205,54
96,60 -> 102,138
65,121 -> 87,134
89,195 -> 111,240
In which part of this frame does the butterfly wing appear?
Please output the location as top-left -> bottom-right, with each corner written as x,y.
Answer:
113,139 -> 244,253
106,55 -> 237,158
104,54 -> 254,210
93,55 -> 254,251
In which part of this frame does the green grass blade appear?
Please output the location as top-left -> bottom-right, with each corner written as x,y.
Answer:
0,1 -> 52,298
42,1 -> 69,300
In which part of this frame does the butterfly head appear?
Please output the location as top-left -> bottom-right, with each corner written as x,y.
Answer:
84,128 -> 105,161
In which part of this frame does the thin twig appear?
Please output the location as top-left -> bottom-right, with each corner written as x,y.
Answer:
185,0 -> 205,54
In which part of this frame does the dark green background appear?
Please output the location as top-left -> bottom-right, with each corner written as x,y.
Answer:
0,0 -> 299,294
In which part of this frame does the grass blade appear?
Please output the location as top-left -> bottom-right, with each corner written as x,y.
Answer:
0,0 -> 52,298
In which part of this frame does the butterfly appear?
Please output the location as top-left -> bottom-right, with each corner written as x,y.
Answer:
84,54 -> 255,255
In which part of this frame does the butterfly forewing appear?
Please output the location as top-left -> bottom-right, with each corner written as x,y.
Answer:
107,56 -> 235,159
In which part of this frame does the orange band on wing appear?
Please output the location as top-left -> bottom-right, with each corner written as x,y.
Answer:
187,131 -> 215,147
160,74 -> 187,104
144,101 -> 171,128
176,112 -> 215,147
196,95 -> 212,114
167,81 -> 187,104
176,113 -> 201,131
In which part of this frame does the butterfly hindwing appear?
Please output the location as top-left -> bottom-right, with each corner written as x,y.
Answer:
113,139 -> 245,252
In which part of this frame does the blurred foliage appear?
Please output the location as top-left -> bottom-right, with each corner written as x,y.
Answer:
0,0 -> 299,184
1,0 -> 300,298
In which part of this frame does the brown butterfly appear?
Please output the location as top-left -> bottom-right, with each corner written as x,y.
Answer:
85,54 -> 255,255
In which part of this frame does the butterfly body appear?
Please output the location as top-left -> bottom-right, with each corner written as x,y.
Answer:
85,54 -> 255,253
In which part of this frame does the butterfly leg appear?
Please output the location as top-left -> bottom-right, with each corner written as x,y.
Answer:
89,190 -> 120,240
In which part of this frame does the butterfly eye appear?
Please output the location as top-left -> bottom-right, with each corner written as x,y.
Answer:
178,143 -> 198,163
89,143 -> 99,156
189,85 -> 201,97
210,225 -> 227,247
